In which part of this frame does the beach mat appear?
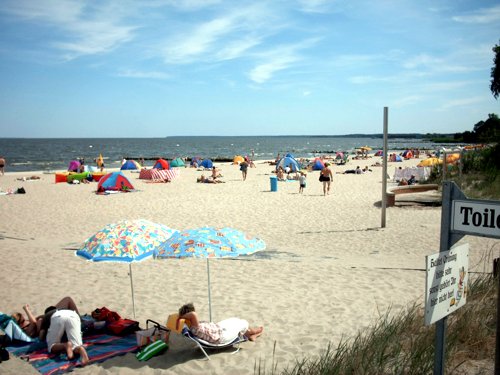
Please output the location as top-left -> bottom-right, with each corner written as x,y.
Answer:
6,333 -> 138,375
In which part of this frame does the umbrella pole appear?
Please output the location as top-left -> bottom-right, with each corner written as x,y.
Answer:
129,263 -> 136,318
207,258 -> 212,322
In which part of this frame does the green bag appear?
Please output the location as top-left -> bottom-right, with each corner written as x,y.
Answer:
136,340 -> 168,361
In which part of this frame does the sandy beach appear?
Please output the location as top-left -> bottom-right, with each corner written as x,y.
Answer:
1,157 -> 498,375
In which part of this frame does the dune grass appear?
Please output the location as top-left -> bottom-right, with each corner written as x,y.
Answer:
256,270 -> 497,375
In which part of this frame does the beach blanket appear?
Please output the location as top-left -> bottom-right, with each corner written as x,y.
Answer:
139,168 -> 180,182
6,333 -> 138,375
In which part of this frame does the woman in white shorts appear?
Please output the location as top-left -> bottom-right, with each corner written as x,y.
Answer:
40,309 -> 89,365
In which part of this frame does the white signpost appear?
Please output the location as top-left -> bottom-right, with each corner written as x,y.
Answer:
432,182 -> 500,375
425,243 -> 469,326
452,200 -> 500,238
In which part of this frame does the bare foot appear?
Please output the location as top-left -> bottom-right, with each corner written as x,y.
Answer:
247,327 -> 264,341
75,346 -> 89,366
65,342 -> 74,360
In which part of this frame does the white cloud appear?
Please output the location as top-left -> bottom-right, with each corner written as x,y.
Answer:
403,54 -> 443,69
438,96 -> 485,110
391,95 -> 422,108
297,0 -> 332,14
249,56 -> 297,84
117,69 -> 170,79
0,0 -> 137,60
163,16 -> 236,63
452,5 -> 500,24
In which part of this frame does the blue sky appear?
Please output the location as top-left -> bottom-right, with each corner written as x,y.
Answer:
0,0 -> 499,137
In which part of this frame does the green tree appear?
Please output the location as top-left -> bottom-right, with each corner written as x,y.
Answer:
491,40 -> 500,99
475,114 -> 500,141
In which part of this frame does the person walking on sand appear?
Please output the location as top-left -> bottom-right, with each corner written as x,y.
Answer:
299,171 -> 307,194
0,157 -> 5,175
240,160 -> 249,181
319,162 -> 333,196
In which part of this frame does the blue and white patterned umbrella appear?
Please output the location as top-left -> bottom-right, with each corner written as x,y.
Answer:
76,219 -> 178,317
154,226 -> 265,321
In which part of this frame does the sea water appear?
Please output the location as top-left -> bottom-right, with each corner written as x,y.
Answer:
0,136 -> 447,173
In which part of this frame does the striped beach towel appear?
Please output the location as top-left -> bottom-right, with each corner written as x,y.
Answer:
6,333 -> 138,375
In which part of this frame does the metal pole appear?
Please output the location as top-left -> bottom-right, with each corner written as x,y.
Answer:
207,258 -> 212,322
381,107 -> 388,228
129,263 -> 136,318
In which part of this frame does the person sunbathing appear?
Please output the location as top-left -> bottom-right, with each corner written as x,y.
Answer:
12,296 -> 80,339
197,175 -> 223,184
178,303 -> 263,344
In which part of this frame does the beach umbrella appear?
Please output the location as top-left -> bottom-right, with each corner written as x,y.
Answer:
360,146 -> 372,151
417,157 -> 442,167
76,219 -> 178,317
446,153 -> 461,164
154,227 -> 265,321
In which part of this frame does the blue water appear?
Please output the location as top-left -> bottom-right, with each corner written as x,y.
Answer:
0,136 -> 445,172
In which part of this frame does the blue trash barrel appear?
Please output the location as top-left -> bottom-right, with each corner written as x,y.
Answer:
270,176 -> 278,192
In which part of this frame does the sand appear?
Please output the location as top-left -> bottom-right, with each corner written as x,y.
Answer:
0,157 -> 498,374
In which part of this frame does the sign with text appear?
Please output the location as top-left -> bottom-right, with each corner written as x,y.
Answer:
452,200 -> 500,239
425,243 -> 469,326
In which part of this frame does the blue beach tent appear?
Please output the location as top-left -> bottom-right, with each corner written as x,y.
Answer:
121,160 -> 141,170
200,159 -> 213,169
312,158 -> 324,171
277,156 -> 300,172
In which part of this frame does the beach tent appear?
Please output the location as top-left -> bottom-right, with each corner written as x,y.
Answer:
402,150 -> 413,159
200,159 -> 213,169
97,171 -> 134,192
170,157 -> 185,168
233,155 -> 244,164
394,155 -> 403,162
68,160 -> 81,172
121,160 -> 142,170
190,157 -> 202,167
277,156 -> 300,172
153,159 -> 170,170
375,150 -> 383,156
335,152 -> 344,160
312,158 -> 324,171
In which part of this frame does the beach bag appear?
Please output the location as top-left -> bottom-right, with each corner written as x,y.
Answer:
91,307 -> 116,321
136,319 -> 170,348
136,340 -> 168,361
107,318 -> 140,335
16,187 -> 26,194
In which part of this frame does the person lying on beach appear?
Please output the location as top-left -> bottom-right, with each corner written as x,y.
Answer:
12,296 -> 80,339
17,176 -> 41,181
39,306 -> 89,365
197,175 -> 223,184
178,303 -> 263,344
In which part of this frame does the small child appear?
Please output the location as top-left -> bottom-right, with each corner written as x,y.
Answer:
299,172 -> 307,194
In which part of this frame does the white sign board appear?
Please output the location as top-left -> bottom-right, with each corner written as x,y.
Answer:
425,243 -> 469,326
452,200 -> 500,238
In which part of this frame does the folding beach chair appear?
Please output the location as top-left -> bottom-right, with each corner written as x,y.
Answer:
166,314 -> 246,360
